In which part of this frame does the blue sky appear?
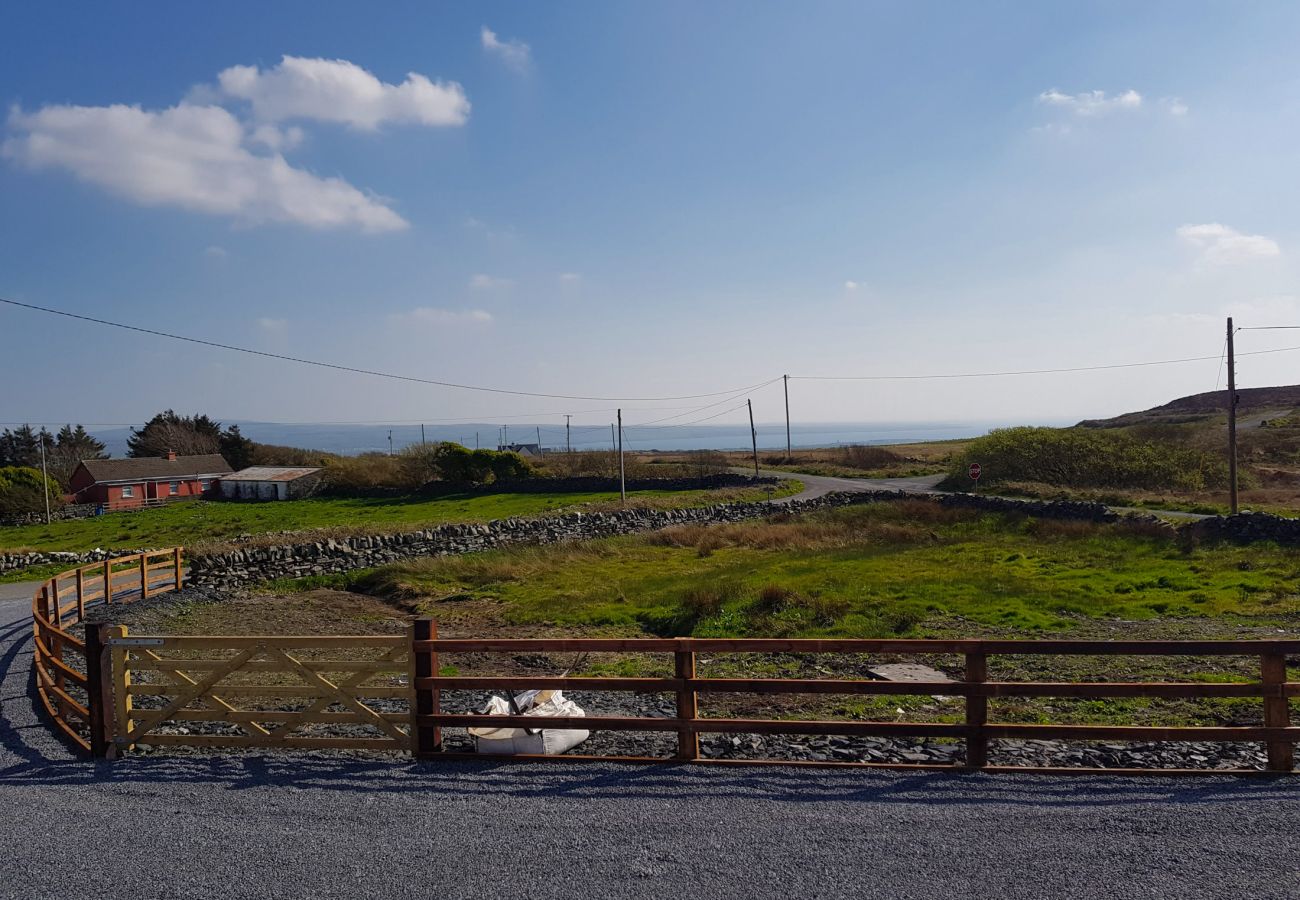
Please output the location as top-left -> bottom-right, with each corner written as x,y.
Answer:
4,2 -> 1300,434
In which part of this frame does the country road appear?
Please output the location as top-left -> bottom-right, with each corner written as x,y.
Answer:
762,469 -> 1212,519
3,587 -> 1300,897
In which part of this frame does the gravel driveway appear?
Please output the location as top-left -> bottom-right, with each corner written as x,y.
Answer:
3,589 -> 1300,898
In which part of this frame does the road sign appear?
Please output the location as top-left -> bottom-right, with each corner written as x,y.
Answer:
968,463 -> 982,481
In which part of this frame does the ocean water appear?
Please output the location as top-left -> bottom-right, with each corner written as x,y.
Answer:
89,420 -> 1034,457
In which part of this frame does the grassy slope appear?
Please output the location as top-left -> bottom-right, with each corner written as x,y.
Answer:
0,481 -> 801,554
362,503 -> 1300,637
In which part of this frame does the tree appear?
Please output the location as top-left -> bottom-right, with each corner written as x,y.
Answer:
218,425 -> 255,470
127,410 -> 222,458
46,424 -> 108,486
0,465 -> 61,518
0,424 -> 50,468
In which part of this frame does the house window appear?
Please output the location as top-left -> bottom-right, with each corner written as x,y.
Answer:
121,485 -> 134,499
169,481 -> 180,496
199,480 -> 211,491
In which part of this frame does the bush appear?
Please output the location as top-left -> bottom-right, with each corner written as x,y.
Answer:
950,426 -> 1229,491
0,466 -> 63,518
836,444 -> 902,470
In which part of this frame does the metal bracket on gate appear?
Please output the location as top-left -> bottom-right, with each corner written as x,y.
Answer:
107,638 -> 166,647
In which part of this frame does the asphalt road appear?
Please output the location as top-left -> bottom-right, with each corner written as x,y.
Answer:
3,589 -> 1300,898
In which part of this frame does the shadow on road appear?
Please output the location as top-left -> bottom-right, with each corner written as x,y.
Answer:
1,749 -> 1296,810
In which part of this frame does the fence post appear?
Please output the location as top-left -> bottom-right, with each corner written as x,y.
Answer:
675,640 -> 699,760
173,547 -> 184,591
75,568 -> 86,621
103,559 -> 112,603
965,651 -> 988,770
47,578 -> 60,628
139,553 -> 150,599
110,624 -> 134,755
410,618 -> 440,757
1262,651 -> 1293,773
85,623 -> 116,758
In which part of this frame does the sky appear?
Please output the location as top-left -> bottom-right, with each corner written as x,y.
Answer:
4,2 -> 1300,436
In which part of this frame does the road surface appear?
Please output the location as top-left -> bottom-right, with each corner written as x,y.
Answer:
2,586 -> 1298,898
761,469 -> 1213,519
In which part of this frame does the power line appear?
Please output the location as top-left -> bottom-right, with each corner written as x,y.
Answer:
791,345 -> 1300,381
0,297 -> 776,403
1238,326 -> 1300,331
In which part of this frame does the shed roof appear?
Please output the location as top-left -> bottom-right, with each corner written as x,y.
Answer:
78,454 -> 233,484
222,466 -> 323,482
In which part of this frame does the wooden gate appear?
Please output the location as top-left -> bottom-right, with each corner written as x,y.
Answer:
33,549 -> 184,753
105,629 -> 412,753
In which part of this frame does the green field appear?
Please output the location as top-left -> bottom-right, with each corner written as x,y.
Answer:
0,482 -> 800,555
355,501 -> 1300,638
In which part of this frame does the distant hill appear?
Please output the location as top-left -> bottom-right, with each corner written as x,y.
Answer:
1079,385 -> 1300,428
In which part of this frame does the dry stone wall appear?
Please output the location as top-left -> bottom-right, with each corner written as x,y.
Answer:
184,490 -> 1127,588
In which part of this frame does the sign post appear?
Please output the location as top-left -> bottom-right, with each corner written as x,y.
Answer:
968,462 -> 982,491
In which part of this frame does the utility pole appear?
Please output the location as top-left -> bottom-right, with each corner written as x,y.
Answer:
387,430 -> 393,456
748,398 -> 759,478
1227,316 -> 1239,514
783,374 -> 791,459
503,424 -> 509,448
617,409 -> 626,504
421,424 -> 426,446
476,432 -> 480,450
536,426 -> 543,458
565,415 -> 571,454
38,433 -> 50,525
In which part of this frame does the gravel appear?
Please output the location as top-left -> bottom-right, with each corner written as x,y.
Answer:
5,590 -> 1300,898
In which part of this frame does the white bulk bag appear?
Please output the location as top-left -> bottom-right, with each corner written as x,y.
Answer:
469,689 -> 590,755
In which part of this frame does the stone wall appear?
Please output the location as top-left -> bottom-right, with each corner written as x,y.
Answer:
0,502 -> 101,528
419,473 -> 777,496
10,489 -> 1299,586
183,489 -> 1127,589
0,547 -> 152,574
1187,511 -> 1300,545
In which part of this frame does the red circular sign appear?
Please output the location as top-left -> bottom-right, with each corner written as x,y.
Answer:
968,463 -> 982,481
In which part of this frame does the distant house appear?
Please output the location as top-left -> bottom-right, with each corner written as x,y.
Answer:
498,443 -> 543,459
218,466 -> 324,501
69,451 -> 232,508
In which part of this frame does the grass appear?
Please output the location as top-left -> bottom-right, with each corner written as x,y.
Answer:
131,499 -> 1300,729
0,481 -> 800,554
359,501 -> 1300,638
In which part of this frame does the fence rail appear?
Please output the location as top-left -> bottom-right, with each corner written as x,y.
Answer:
410,635 -> 1299,774
31,548 -> 184,753
104,631 -> 410,754
32,593 -> 1300,773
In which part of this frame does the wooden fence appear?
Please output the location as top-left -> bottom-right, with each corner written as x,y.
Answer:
32,548 -> 184,753
104,631 -> 411,754
32,574 -> 1300,773
410,635 -> 1300,774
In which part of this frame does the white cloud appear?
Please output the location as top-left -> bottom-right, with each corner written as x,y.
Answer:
216,56 -> 469,130
469,273 -> 514,290
1177,223 -> 1280,265
247,123 -> 305,151
1037,89 -> 1143,116
843,280 -> 861,291
559,272 -> 581,283
204,245 -> 228,258
4,102 -> 408,232
481,26 -> 531,71
1165,98 -> 1189,117
257,316 -> 288,331
393,307 -> 493,326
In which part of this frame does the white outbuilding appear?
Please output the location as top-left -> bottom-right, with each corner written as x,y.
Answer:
218,466 -> 324,501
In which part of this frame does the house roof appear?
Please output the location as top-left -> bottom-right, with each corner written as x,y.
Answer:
77,454 -> 233,484
222,466 -> 322,482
